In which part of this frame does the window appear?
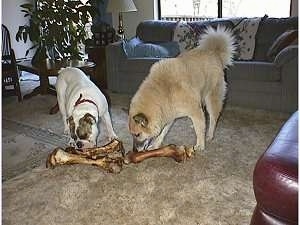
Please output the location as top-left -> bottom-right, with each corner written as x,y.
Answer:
159,0 -> 291,20
160,0 -> 218,19
222,0 -> 290,17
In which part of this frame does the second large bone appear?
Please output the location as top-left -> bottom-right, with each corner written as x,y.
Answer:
125,144 -> 194,164
46,139 -> 194,173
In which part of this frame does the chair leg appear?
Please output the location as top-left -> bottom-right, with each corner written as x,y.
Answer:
15,82 -> 22,102
17,70 -> 22,101
12,75 -> 22,102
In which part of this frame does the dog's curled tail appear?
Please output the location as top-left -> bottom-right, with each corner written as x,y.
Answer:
198,26 -> 236,68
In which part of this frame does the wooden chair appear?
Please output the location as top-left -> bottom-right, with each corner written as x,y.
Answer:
2,24 -> 22,101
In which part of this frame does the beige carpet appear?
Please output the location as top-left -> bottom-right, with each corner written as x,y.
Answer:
2,73 -> 290,225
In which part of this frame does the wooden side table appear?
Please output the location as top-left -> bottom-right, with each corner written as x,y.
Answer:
17,59 -> 96,99
86,46 -> 107,89
17,59 -> 96,114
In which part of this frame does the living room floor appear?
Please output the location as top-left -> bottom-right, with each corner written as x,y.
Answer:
2,72 -> 290,225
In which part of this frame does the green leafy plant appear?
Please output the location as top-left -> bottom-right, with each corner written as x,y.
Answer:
16,0 -> 101,64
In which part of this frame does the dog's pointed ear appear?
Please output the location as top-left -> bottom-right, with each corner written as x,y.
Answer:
133,113 -> 148,127
67,116 -> 77,140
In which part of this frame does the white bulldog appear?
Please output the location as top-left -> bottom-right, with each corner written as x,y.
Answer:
56,67 -> 117,149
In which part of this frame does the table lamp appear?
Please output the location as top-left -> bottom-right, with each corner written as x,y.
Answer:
107,0 -> 137,40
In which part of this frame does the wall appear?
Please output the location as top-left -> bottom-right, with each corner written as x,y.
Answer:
94,0 -> 112,25
2,0 -> 33,59
110,0 -> 157,39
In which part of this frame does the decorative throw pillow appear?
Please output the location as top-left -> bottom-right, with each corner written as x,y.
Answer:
233,17 -> 262,60
266,29 -> 298,62
122,37 -> 180,58
122,37 -> 142,55
155,42 -> 180,57
173,21 -> 198,53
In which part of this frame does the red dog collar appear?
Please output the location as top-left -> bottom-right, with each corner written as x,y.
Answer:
74,93 -> 98,109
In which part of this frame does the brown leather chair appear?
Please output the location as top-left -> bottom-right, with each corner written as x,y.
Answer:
250,111 -> 298,225
2,24 -> 22,101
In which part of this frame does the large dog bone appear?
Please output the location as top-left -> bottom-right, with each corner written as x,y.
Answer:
65,139 -> 125,159
46,148 -> 123,173
125,144 -> 194,164
46,139 -> 194,173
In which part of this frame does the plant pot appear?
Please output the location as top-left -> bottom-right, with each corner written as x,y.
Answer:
31,45 -> 49,65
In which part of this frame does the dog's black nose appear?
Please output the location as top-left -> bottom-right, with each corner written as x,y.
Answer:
76,141 -> 83,149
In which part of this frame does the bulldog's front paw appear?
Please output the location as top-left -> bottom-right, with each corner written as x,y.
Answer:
108,135 -> 119,142
64,128 -> 70,135
193,144 -> 205,152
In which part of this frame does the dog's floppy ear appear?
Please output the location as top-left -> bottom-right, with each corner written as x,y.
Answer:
133,113 -> 148,127
67,116 -> 77,140
83,113 -> 97,125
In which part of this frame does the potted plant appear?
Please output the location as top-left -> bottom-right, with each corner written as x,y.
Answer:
16,0 -> 101,64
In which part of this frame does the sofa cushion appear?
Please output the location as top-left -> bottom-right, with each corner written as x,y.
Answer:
228,61 -> 280,82
253,17 -> 298,60
173,21 -> 198,52
136,20 -> 177,43
122,37 -> 142,51
232,17 -> 262,60
266,29 -> 298,62
123,37 -> 180,58
172,19 -> 234,53
188,18 -> 234,35
122,37 -> 142,57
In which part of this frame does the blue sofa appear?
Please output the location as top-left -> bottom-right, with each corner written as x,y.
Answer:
106,17 -> 298,112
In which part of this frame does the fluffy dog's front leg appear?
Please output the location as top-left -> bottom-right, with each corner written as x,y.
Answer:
149,121 -> 174,149
204,80 -> 225,142
189,107 -> 206,151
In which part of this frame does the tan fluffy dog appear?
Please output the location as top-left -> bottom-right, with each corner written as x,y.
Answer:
129,26 -> 235,151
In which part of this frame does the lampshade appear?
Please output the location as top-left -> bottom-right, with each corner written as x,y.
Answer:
107,0 -> 137,13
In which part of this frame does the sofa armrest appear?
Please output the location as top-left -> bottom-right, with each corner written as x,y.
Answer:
105,41 -> 126,92
275,45 -> 298,112
106,41 -> 126,62
106,41 -> 126,76
274,45 -> 298,85
273,45 -> 298,67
